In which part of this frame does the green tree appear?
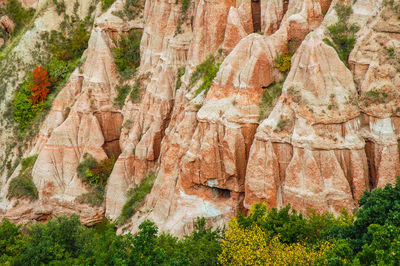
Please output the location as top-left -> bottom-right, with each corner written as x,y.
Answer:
15,215 -> 91,265
127,220 -> 167,265
0,219 -> 25,264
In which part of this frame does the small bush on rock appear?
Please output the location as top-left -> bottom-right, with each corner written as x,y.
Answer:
259,81 -> 283,121
7,155 -> 38,201
119,171 -> 157,224
323,4 -> 359,66
76,153 -> 116,206
189,55 -> 220,96
112,30 -> 142,80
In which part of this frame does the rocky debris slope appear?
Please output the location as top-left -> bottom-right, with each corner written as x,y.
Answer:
0,0 -> 399,235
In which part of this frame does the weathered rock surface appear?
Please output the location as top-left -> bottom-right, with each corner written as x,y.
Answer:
245,29 -> 368,214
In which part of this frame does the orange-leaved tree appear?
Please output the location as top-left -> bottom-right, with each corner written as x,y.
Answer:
30,65 -> 51,105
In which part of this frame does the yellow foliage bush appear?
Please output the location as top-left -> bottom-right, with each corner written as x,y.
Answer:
274,53 -> 292,73
218,218 -> 331,265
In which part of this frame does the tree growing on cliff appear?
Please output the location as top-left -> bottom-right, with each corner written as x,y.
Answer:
29,66 -> 51,105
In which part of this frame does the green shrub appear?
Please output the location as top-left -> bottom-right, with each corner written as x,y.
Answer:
181,0 -> 191,14
112,0 -> 142,21
12,77 -> 39,132
0,218 -> 23,264
114,84 -> 131,107
45,58 -> 74,85
363,89 -> 388,104
112,30 -> 142,80
7,155 -> 39,201
259,81 -> 283,121
274,117 -> 291,132
52,0 -> 66,15
323,4 -> 359,66
189,55 -> 220,96
101,0 -> 116,11
176,0 -> 191,34
48,21 -> 90,62
130,78 -> 141,102
76,153 -> 116,206
77,153 -> 115,187
15,215 -> 92,265
175,66 -> 185,90
119,171 -> 157,224
76,189 -> 104,207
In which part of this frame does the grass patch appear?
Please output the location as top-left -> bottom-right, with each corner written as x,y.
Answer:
175,66 -> 185,90
362,89 -> 388,105
112,0 -> 142,21
112,29 -> 142,80
323,4 -> 359,67
130,78 -> 141,102
259,82 -> 283,121
7,155 -> 39,201
274,117 -> 291,132
76,153 -> 116,207
189,55 -> 220,96
114,84 -> 131,107
176,0 -> 191,35
101,0 -> 116,11
119,171 -> 157,224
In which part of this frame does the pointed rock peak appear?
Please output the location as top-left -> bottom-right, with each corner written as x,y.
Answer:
283,29 -> 359,123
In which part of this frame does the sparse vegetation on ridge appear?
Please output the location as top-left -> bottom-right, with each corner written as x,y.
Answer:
119,171 -> 157,224
11,13 -> 91,134
7,154 -> 38,201
176,0 -> 191,35
76,153 -> 116,207
101,0 -> 116,11
189,55 -> 220,97
112,29 -> 142,80
175,66 -> 186,90
323,4 -> 359,67
112,0 -> 142,21
259,81 -> 283,121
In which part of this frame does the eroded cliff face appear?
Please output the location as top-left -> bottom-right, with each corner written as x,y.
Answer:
0,0 -> 399,235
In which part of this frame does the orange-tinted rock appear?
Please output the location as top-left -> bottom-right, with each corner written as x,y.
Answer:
245,30 -> 369,214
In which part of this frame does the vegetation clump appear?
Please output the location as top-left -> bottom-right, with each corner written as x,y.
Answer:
274,117 -> 291,132
275,53 -> 292,73
101,0 -> 116,11
2,178 -> 400,264
76,153 -> 116,206
189,55 -> 220,96
176,0 -> 191,34
130,78 -> 141,102
259,81 -> 283,121
323,4 -> 359,66
11,13 -> 91,134
7,155 -> 38,201
114,84 -> 131,107
0,0 -> 35,48
175,66 -> 186,90
119,171 -> 157,224
113,0 -> 142,21
112,30 -> 142,80
362,88 -> 389,105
